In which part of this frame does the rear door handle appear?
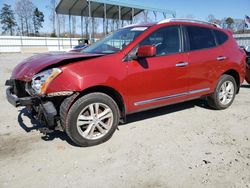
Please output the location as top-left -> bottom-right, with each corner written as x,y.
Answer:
217,56 -> 227,61
176,62 -> 189,67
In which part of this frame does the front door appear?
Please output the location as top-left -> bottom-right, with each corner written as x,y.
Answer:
125,25 -> 190,112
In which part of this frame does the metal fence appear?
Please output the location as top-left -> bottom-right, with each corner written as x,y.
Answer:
233,34 -> 250,47
0,34 -> 250,53
0,36 -> 80,53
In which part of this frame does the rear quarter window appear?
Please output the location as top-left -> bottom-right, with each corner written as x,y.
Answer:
214,30 -> 229,45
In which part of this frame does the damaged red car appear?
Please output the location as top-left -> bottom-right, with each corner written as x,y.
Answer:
6,19 -> 246,146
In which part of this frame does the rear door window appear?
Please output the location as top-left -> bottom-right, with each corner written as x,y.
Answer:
186,26 -> 216,51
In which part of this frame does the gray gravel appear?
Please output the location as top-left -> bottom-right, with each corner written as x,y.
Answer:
0,53 -> 250,188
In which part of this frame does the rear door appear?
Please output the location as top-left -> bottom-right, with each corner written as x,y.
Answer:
185,25 -> 224,97
126,25 -> 190,112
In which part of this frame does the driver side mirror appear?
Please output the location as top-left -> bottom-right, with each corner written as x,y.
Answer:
136,45 -> 156,58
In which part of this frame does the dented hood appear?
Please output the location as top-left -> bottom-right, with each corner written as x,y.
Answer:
11,52 -> 103,81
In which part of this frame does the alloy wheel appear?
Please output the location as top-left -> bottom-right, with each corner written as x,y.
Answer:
76,103 -> 114,140
218,80 -> 235,105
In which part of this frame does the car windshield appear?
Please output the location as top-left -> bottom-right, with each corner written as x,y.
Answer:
74,45 -> 86,49
82,26 -> 148,54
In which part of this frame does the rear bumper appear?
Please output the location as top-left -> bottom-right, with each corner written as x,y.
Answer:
6,87 -> 35,107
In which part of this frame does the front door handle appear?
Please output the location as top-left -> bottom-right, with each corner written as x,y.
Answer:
176,62 -> 189,67
217,56 -> 227,61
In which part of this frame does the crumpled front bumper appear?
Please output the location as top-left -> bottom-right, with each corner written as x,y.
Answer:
6,87 -> 35,107
5,80 -> 57,127
5,79 -> 37,107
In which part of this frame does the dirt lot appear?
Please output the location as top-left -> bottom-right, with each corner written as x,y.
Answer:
0,53 -> 250,188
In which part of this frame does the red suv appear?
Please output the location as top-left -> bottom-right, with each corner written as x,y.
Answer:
6,19 -> 246,146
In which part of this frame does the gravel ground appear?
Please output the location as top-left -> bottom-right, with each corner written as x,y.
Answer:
0,53 -> 250,188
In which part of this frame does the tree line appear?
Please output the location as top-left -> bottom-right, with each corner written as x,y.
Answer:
0,0 -> 44,36
206,14 -> 249,34
1,1 -> 249,37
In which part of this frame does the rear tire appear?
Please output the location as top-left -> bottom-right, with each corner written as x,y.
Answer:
65,93 -> 120,147
207,75 -> 237,110
246,78 -> 250,85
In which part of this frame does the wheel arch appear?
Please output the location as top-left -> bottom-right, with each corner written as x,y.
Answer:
77,85 -> 126,121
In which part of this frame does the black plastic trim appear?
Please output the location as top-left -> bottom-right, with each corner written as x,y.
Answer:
6,87 -> 35,107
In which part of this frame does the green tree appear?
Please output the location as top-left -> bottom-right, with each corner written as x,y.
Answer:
225,17 -> 234,29
33,8 -> 44,35
0,4 -> 17,35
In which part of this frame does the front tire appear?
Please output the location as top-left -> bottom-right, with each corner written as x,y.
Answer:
207,75 -> 237,110
65,93 -> 120,147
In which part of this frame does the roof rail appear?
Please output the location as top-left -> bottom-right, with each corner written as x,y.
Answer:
157,18 -> 221,28
123,24 -> 141,28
